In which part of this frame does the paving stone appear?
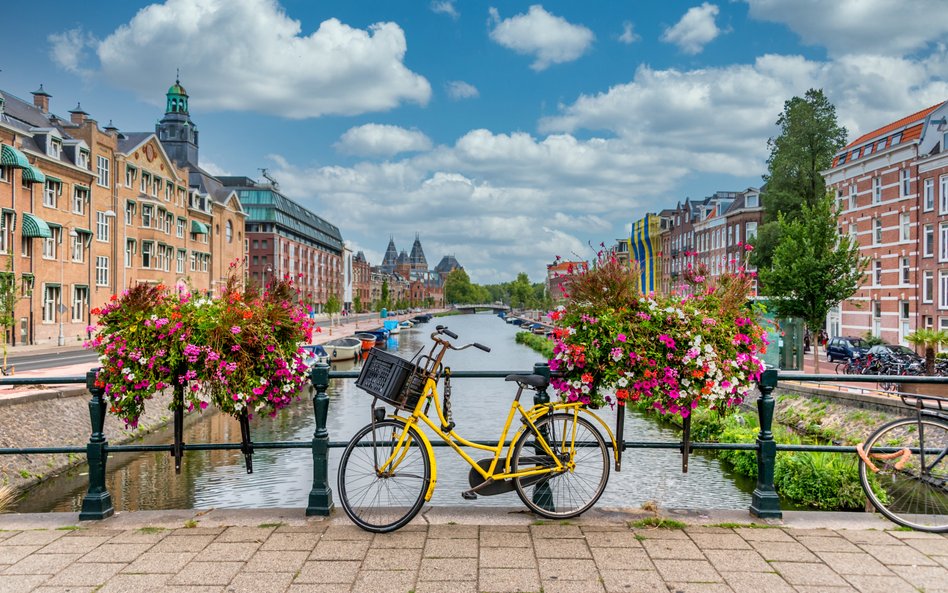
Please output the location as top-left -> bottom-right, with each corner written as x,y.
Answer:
480,546 -> 536,569
79,542 -> 152,563
214,526 -> 274,543
150,535 -> 216,552
428,524 -> 478,539
480,531 -> 531,548
370,530 -> 425,549
934,554 -> 948,569
320,525 -> 374,541
259,533 -> 320,551
32,587 -> 98,593
663,584 -> 735,593
534,537 -> 590,559
286,584 -> 351,593
770,561 -> 848,586
2,531 -> 64,546
309,539 -> 369,561
168,561 -> 243,586
478,567 -> 540,593
793,587 -> 859,593
842,574 -> 919,593
202,542 -> 261,561
243,550 -> 309,572
417,557 -> 477,581
888,530 -> 946,540
44,562 -> 125,587
541,580 -> 606,593
159,585 -> 228,593
837,530 -> 901,545
423,537 -> 477,558
748,540 -> 819,562
860,543 -> 939,565
276,524 -> 326,534
703,549 -> 771,573
97,573 -> 173,593
652,559 -> 721,583
793,536 -> 861,552
121,551 -> 198,573
583,531 -> 642,548
0,574 -> 52,593
37,536 -> 113,554
351,569 -> 416,593
361,547 -> 422,571
641,538 -> 704,560
109,529 -> 170,544
599,568 -> 665,593
888,563 -> 948,591
531,524 -> 584,539
688,534 -> 751,550
170,527 -> 226,537
722,571 -> 795,593
0,533 -> 18,542
294,560 -> 360,584
581,525 -> 629,533
225,571 -> 295,593
2,553 -> 80,575
787,528 -> 840,537
732,528 -> 793,542
0,545 -> 43,564
414,580 -> 477,593
903,536 -> 948,556
631,529 -> 689,540
813,551 -> 894,575
538,558 -> 599,581
684,527 -> 734,534
591,547 -> 653,571
480,525 -> 529,532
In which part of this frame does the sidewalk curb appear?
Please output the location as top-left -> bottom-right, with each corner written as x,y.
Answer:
0,384 -> 88,407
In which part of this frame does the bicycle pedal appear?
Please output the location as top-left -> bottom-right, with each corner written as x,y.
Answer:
461,490 -> 477,500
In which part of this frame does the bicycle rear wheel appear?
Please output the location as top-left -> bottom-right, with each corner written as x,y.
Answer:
511,413 -> 610,519
338,419 -> 431,533
858,417 -> 948,532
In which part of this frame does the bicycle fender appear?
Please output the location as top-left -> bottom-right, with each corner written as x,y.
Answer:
578,409 -> 621,471
387,415 -> 438,502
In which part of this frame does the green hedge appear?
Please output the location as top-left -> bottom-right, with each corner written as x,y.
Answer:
515,331 -> 554,359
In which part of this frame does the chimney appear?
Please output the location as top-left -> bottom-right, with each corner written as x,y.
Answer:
31,84 -> 51,113
69,103 -> 89,125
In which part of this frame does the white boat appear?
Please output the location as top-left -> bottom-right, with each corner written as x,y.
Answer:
324,337 -> 362,361
399,320 -> 414,329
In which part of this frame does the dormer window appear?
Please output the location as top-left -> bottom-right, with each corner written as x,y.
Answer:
746,194 -> 759,208
77,149 -> 90,169
48,138 -> 62,159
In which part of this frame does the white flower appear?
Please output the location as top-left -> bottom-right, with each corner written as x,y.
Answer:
581,385 -> 590,394
259,378 -> 267,385
617,377 -> 628,387
150,314 -> 158,321
282,384 -> 293,392
694,335 -> 703,346
682,378 -> 691,387
126,372 -> 136,381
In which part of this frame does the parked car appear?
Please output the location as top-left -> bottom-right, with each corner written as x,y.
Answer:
826,336 -> 870,362
867,344 -> 922,361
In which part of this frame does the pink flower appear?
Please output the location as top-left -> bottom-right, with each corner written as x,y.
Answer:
617,333 -> 627,342
230,326 -> 241,334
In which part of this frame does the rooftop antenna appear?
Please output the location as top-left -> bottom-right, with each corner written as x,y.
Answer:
258,168 -> 279,190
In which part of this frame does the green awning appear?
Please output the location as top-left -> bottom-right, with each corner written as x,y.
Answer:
21,165 -> 45,184
0,144 -> 29,168
74,183 -> 90,191
44,175 -> 62,184
74,228 -> 92,235
21,213 -> 52,238
190,220 -> 209,234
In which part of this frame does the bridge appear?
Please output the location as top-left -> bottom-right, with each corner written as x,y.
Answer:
453,303 -> 510,314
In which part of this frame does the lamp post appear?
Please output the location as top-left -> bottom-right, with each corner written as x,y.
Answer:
58,228 -> 80,347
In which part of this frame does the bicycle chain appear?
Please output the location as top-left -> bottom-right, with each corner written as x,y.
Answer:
442,368 -> 455,433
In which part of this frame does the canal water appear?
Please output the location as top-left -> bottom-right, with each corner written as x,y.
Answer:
16,312 -> 754,513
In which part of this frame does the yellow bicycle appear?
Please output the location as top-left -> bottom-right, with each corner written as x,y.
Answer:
338,325 -> 618,533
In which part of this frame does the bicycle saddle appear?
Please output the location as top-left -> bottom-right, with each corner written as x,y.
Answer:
505,374 -> 549,388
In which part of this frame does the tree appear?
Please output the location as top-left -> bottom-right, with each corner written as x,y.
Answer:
352,294 -> 362,314
380,279 -> 390,310
0,269 -> 17,371
906,329 -> 948,375
752,89 -> 848,271
444,268 -> 479,304
509,272 -> 537,309
324,294 -> 341,328
758,196 -> 867,373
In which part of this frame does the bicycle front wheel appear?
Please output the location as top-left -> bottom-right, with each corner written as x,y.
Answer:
511,413 -> 610,519
858,417 -> 948,532
338,419 -> 431,533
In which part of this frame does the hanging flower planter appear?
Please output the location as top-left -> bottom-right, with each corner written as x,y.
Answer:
86,269 -> 315,474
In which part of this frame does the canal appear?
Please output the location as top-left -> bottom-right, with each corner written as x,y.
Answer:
15,312 -> 755,513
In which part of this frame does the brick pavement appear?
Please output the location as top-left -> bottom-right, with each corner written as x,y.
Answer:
0,509 -> 944,593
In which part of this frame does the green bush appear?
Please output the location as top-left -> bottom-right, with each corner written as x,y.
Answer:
515,331 -> 554,359
774,452 -> 865,510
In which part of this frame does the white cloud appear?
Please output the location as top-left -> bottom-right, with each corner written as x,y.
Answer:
48,27 -> 97,76
446,80 -> 479,100
745,0 -> 948,57
335,124 -> 433,157
661,3 -> 722,55
200,160 -> 232,177
75,0 -> 430,118
430,0 -> 459,19
618,21 -> 640,45
488,5 -> 595,71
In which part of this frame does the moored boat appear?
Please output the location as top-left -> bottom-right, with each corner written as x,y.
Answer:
324,337 -> 362,361
354,333 -> 377,351
363,328 -> 390,342
301,344 -> 330,367
399,320 -> 413,329
383,319 -> 401,335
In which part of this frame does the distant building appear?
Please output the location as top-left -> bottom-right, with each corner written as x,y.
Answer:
630,214 -> 667,294
546,260 -> 586,304
373,234 -> 446,307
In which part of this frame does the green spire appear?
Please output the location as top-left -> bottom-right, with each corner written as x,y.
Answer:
166,73 -> 189,115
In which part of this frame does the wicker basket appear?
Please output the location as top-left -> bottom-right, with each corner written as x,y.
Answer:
355,348 -> 428,411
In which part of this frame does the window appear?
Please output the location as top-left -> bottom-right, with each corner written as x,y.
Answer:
95,256 -> 109,287
77,149 -> 89,170
96,156 -> 110,188
0,166 -> 7,182
72,186 -> 88,215
924,271 -> 934,303
900,212 -> 911,242
864,143 -> 873,157
838,152 -> 847,165
21,236 -> 31,258
71,286 -> 88,322
901,169 -> 911,197
20,275 -> 33,297
176,249 -> 185,273
0,211 -> 12,254
96,211 -> 111,242
125,202 -> 135,225
190,251 -> 196,271
142,242 -> 153,269
42,227 -> 60,260
745,221 -> 757,241
941,271 -> 948,310
176,217 -> 185,238
43,285 -> 60,323
142,205 -> 153,228
226,220 -> 233,243
874,300 -> 882,319
942,222 -> 948,262
125,240 -> 134,268
941,175 -> 948,214
874,218 -> 883,244
48,137 -> 61,159
125,165 -> 136,187
900,257 -> 910,284
151,177 -> 160,198
140,172 -> 149,194
848,223 -> 857,243
925,224 -> 935,257
43,179 -> 60,208
71,233 -> 84,262
849,185 -> 857,210
873,177 -> 882,203
165,213 -> 174,235
745,194 -> 758,208
892,132 -> 902,145
925,178 -> 935,211
165,184 -> 172,202
877,138 -> 887,152
874,259 -> 883,285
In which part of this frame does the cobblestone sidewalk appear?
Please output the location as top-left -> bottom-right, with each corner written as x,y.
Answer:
0,511 -> 945,593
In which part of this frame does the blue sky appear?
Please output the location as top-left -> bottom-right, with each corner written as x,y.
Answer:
4,1 -> 948,283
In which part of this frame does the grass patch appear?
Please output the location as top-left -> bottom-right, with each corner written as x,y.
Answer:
888,526 -> 914,532
139,527 -> 165,534
630,517 -> 686,530
515,331 -> 553,358
707,522 -> 776,529
56,526 -> 81,531
258,522 -> 285,529
183,520 -> 198,529
531,519 -> 573,526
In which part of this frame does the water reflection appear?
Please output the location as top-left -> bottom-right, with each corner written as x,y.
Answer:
16,313 -> 754,512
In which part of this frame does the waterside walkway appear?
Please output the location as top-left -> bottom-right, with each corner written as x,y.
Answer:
0,508 -> 943,593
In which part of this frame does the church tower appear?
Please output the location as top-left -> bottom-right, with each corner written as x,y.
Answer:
156,76 -> 199,169
381,236 -> 399,274
409,233 -> 428,272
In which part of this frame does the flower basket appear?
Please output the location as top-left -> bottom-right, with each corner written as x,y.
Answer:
85,270 -> 315,473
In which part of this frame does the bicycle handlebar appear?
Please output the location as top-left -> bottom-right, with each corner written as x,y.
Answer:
432,326 -> 491,353
436,325 -> 458,339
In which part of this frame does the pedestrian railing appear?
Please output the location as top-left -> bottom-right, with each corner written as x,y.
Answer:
0,366 -> 943,521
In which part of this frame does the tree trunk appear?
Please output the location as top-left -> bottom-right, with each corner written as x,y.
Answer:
926,346 -> 935,376
813,341 -> 821,374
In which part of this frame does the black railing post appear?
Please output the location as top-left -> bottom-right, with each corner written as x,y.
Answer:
306,362 -> 334,516
750,368 -> 782,519
79,369 -> 114,521
531,362 -> 554,511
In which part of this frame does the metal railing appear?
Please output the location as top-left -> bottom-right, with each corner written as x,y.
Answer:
0,366 -> 942,521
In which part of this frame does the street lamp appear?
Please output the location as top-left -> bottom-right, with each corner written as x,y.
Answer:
58,228 -> 80,347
